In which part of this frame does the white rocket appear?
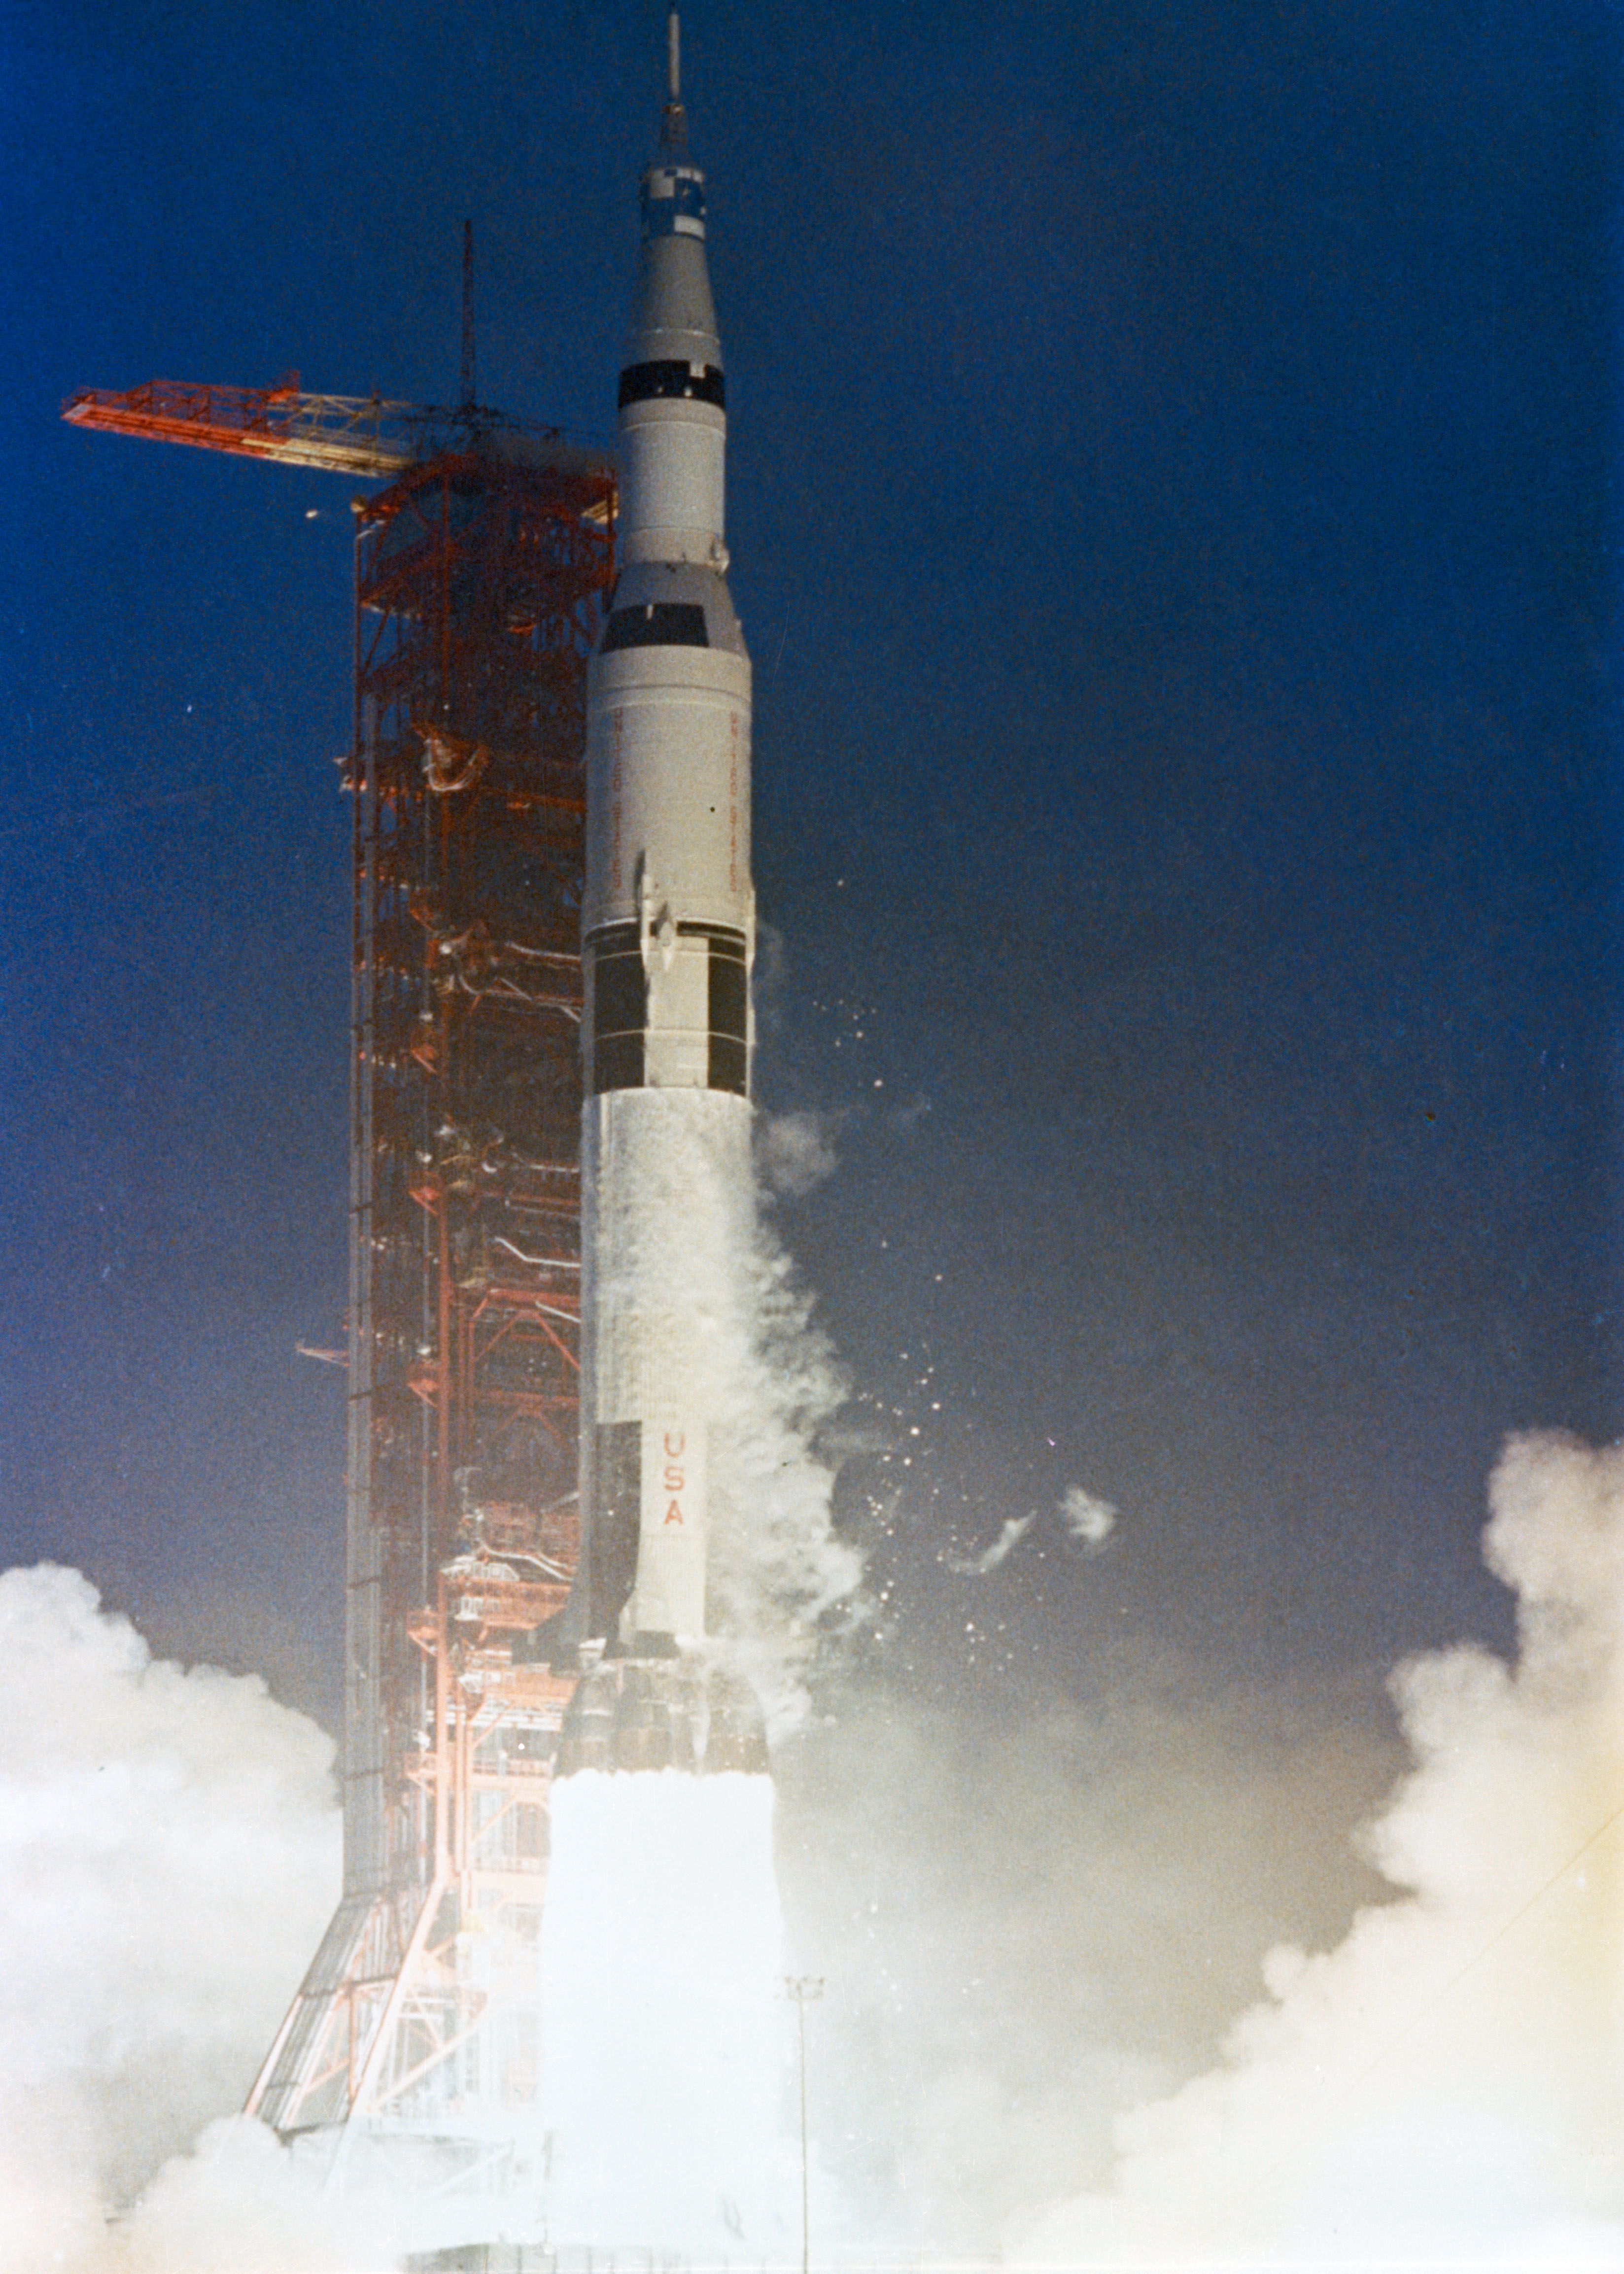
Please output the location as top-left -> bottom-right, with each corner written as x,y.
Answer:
557,8 -> 765,1772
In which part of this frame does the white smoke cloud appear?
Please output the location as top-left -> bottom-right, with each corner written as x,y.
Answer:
1015,1431 -> 1624,2266
113,2119 -> 401,2274
0,1563 -> 371,2272
716,1171 -> 867,1728
774,1661 -> 1402,2258
12,1432 -> 1615,2267
756,1107 -> 842,1197
942,1510 -> 1036,1574
940,1487 -> 1115,1578
540,1770 -> 790,2256
1061,1483 -> 1117,1550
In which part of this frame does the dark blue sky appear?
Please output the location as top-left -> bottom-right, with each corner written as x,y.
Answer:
1,0 -> 1617,1730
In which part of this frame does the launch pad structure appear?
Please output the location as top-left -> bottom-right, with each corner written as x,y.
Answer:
64,379 -> 617,2215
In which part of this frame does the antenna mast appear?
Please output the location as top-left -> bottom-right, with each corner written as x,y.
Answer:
460,219 -> 476,413
660,7 -> 687,153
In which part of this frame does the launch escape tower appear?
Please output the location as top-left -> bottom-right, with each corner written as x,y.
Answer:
64,377 -> 616,2201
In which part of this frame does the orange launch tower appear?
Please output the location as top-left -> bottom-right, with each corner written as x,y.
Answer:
65,373 -> 615,2222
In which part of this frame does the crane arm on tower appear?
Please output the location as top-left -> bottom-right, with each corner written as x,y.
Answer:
62,377 -> 424,476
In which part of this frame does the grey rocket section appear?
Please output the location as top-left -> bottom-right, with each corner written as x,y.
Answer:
559,15 -> 765,1773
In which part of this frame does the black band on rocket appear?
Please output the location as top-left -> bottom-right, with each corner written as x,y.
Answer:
618,359 -> 726,410
600,602 -> 710,654
588,925 -> 647,1093
704,932 -> 748,1096
586,922 -> 748,1098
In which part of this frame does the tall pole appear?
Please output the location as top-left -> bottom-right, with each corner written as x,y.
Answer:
460,219 -> 476,412
785,1976 -> 824,2274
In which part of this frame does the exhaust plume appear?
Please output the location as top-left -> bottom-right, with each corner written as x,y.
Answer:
9,1431 -> 1615,2266
1016,1431 -> 1624,2265
538,1769 -> 789,2255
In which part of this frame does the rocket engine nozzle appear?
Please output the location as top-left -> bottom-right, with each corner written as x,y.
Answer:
555,1654 -> 767,1778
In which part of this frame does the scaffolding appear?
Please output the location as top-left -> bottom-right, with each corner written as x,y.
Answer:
246,440 -> 616,2210
62,375 -> 558,478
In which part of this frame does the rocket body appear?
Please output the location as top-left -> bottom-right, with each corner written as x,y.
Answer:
567,70 -> 760,1739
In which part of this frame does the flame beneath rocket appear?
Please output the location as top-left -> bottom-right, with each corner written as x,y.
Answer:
537,1767 -> 789,2256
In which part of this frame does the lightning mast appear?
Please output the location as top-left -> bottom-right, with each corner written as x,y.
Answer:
67,308 -> 615,2233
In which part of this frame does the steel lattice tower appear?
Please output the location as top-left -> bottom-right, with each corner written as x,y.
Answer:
251,441 -> 615,2214
64,379 -> 616,2229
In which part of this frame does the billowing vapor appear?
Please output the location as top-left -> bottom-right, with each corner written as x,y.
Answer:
774,1653 -> 1402,2256
0,1564 -> 399,2271
945,1488 -> 1114,1576
539,1770 -> 789,2256
1013,1430 -> 1624,2265
943,1510 -> 1036,1574
1061,1482 -> 1117,1550
757,1106 -> 842,1197
8,1436 -> 1618,2267
107,2122 -> 402,2274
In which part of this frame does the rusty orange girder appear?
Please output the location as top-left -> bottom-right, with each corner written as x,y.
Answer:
64,379 -> 617,2194
246,441 -> 616,2173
